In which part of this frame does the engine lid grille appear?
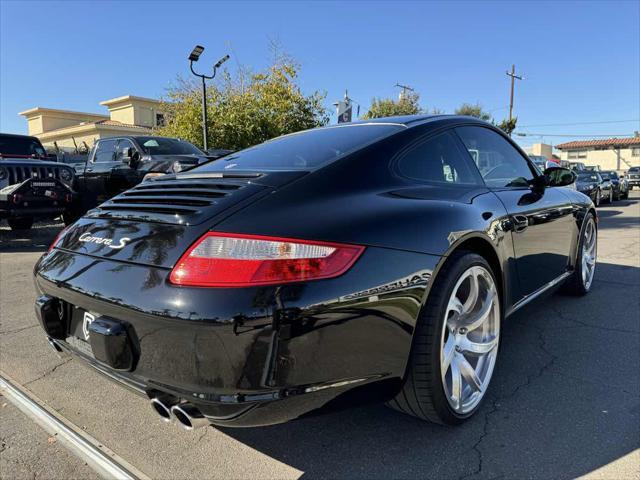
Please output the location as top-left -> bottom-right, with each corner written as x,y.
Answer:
88,174 -> 268,225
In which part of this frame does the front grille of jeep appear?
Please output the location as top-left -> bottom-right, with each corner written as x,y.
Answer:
3,165 -> 62,184
91,174 -> 266,225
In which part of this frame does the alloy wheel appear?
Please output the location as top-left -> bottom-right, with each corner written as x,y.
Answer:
609,189 -> 613,203
440,266 -> 500,414
581,217 -> 597,290
595,190 -> 600,206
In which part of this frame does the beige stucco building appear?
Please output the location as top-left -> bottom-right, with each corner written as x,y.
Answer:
556,137 -> 640,171
19,95 -> 164,152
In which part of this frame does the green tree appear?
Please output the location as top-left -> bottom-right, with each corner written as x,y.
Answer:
495,117 -> 517,136
156,58 -> 329,151
362,92 -> 422,119
454,103 -> 492,121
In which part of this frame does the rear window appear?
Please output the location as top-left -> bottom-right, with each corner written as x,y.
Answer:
194,124 -> 402,172
0,135 -> 46,158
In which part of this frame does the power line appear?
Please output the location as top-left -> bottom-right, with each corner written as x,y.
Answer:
519,119 -> 640,128
515,132 -> 636,138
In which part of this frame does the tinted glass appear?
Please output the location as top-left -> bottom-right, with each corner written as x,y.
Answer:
396,131 -> 483,185
115,139 -> 135,162
195,124 -> 402,172
578,173 -> 600,182
0,136 -> 46,158
456,126 -> 535,188
137,137 -> 203,155
94,139 -> 117,163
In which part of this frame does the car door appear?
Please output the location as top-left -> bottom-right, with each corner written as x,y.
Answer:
111,138 -> 140,193
455,126 -> 577,298
84,138 -> 118,206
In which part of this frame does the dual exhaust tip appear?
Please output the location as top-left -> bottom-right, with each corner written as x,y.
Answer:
150,396 -> 209,431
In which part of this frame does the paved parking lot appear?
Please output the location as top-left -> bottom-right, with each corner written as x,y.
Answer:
1,193 -> 639,479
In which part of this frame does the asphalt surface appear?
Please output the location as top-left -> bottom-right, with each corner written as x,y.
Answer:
0,194 -> 639,479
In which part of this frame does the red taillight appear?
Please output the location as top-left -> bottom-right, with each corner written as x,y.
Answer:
169,232 -> 365,288
48,226 -> 70,252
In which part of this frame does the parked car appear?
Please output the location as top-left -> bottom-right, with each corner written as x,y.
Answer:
0,133 -> 75,230
569,162 -> 586,172
626,166 -> 640,190
35,116 -> 595,430
576,172 -> 613,206
600,171 -> 628,200
64,135 -> 218,223
584,165 -> 601,172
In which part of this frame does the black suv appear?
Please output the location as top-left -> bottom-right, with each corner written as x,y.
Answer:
66,135 -> 221,221
0,133 -> 75,230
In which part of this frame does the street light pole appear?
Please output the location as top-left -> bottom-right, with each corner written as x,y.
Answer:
188,45 -> 230,152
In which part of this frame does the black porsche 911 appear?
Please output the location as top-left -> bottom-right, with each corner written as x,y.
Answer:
34,115 -> 596,430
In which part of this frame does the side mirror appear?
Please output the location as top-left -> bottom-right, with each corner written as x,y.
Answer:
544,166 -> 577,187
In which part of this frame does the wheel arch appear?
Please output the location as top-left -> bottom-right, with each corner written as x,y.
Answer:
425,232 -> 506,316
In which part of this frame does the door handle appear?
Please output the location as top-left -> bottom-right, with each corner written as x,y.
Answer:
512,214 -> 529,232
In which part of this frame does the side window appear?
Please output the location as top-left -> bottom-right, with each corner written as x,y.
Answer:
93,139 -> 117,163
395,131 -> 483,185
115,139 -> 135,162
456,126 -> 535,188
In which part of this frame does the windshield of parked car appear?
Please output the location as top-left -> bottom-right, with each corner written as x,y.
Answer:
193,124 -> 403,172
629,167 -> 640,172
0,136 -> 47,158
137,137 -> 204,156
578,173 -> 599,182
600,172 -> 617,180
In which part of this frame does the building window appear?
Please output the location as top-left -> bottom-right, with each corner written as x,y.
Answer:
155,113 -> 165,127
568,150 -> 587,159
632,147 -> 640,157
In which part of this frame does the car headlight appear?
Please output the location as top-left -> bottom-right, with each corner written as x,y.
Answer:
0,167 -> 6,181
59,168 -> 73,181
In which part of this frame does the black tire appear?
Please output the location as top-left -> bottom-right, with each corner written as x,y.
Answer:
7,217 -> 34,230
594,190 -> 601,207
607,189 -> 613,203
562,212 -> 597,296
387,251 -> 501,425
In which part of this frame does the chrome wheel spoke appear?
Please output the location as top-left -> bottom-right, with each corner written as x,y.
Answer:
441,335 -> 456,377
459,356 -> 483,392
459,335 -> 499,355
450,357 -> 462,410
462,270 -> 479,313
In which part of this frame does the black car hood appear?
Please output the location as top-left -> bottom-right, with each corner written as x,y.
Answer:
55,170 -> 306,268
0,158 -> 62,167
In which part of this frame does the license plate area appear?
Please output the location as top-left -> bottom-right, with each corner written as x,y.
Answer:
65,306 -> 99,358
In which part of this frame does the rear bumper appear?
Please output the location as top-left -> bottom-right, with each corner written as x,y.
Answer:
34,246 -> 438,426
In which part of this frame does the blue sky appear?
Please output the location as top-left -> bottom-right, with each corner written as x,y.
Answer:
1,0 -> 638,149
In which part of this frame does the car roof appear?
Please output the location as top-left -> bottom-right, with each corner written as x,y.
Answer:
0,132 -> 41,141
344,114 -> 488,128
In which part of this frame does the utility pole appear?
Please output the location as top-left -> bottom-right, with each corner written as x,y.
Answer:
395,83 -> 415,101
506,65 -> 523,123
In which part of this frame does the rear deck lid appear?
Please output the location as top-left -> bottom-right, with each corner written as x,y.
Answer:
55,171 -> 304,267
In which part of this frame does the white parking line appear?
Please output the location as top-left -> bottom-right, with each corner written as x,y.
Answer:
0,372 -> 149,480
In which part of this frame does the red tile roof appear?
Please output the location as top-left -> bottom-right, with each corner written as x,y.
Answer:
556,137 -> 640,150
95,120 -> 150,130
